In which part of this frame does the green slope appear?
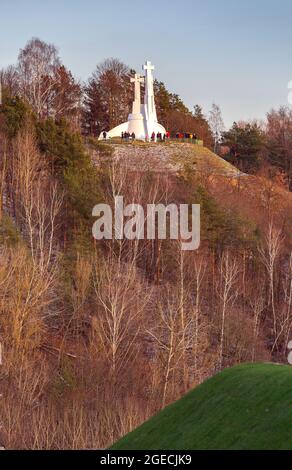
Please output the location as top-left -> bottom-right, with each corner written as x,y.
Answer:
111,363 -> 292,450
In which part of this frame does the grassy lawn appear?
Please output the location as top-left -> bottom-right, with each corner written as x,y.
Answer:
111,363 -> 292,450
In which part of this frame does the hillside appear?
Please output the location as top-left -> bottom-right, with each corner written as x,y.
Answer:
1,120 -> 292,449
92,141 -> 292,232
1,28 -> 292,454
92,141 -> 242,176
111,363 -> 292,450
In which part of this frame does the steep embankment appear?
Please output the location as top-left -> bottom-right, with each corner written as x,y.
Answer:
91,141 -> 292,231
111,363 -> 292,450
93,141 -> 241,176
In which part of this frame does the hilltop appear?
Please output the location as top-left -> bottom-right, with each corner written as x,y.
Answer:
111,363 -> 292,450
92,141 -> 242,176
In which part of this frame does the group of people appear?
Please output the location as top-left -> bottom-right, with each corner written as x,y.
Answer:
175,132 -> 198,140
148,131 -> 199,142
121,131 -> 136,141
148,131 -> 169,142
101,129 -> 199,142
122,131 -> 170,142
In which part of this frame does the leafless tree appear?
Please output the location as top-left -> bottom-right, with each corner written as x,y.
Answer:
249,287 -> 265,361
0,135 -> 8,216
192,253 -> 206,378
283,253 -> 292,350
216,251 -> 239,369
11,127 -> 63,270
85,58 -> 131,132
147,287 -> 191,408
0,66 -> 19,96
17,37 -> 61,118
273,251 -> 292,355
92,251 -> 152,380
209,103 -> 225,153
258,221 -> 283,343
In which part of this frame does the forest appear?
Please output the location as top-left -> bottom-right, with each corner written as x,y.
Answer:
0,37 -> 292,449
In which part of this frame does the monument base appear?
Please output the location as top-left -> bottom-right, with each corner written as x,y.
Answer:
127,113 -> 145,140
99,121 -> 128,140
98,119 -> 166,141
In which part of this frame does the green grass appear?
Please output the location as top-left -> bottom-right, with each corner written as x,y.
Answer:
111,363 -> 292,450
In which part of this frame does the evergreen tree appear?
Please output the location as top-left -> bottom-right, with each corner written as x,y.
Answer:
222,122 -> 265,173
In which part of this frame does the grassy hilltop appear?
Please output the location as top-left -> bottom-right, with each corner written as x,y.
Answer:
112,363 -> 292,450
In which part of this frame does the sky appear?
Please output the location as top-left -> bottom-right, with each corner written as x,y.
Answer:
1,0 -> 292,127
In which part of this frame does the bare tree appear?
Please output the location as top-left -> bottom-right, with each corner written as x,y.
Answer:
92,251 -> 151,380
209,103 -> 225,154
174,245 -> 206,389
192,253 -> 206,379
258,221 -> 283,344
11,127 -> 63,270
0,66 -> 19,96
177,245 -> 187,390
249,287 -> 265,361
283,253 -> 292,350
17,37 -> 60,118
217,251 -> 239,369
273,251 -> 292,355
147,287 -> 191,408
43,65 -> 82,125
0,135 -> 8,217
84,58 -> 131,133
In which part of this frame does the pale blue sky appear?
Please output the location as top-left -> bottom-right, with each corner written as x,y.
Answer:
1,0 -> 292,126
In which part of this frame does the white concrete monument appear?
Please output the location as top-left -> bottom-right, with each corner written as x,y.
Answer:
99,60 -> 166,141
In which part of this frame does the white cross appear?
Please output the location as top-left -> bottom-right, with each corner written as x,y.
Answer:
143,60 -> 155,72
130,73 -> 144,108
130,73 -> 144,89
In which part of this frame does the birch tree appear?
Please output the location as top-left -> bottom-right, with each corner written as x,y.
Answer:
17,38 -> 60,119
217,251 -> 239,369
209,103 -> 225,154
258,221 -> 283,345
